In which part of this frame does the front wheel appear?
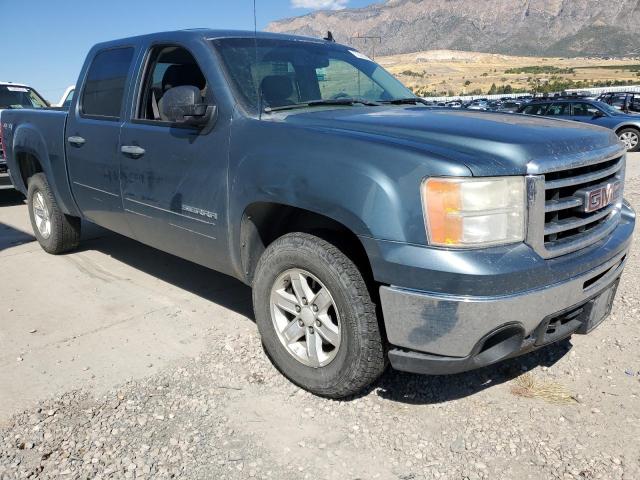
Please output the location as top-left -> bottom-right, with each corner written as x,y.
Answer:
252,233 -> 386,398
618,128 -> 640,152
27,173 -> 81,254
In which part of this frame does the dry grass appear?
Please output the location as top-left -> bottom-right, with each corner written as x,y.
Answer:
510,373 -> 577,405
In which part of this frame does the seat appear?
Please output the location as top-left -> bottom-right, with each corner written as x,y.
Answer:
157,64 -> 207,121
260,75 -> 294,108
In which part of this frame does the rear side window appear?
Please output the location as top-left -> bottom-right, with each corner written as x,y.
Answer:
546,103 -> 570,116
522,104 -> 548,115
81,47 -> 134,119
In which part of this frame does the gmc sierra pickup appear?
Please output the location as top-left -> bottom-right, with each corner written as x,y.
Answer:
0,30 -> 635,398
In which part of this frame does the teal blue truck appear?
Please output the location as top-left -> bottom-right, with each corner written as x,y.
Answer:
0,29 -> 634,397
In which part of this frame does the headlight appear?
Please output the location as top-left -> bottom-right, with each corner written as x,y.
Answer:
422,176 -> 526,247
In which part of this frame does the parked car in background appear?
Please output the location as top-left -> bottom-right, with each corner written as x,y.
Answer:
518,99 -> 640,151
467,100 -> 489,110
0,82 -> 49,190
1,30 -> 634,398
597,92 -> 640,114
54,86 -> 75,109
495,101 -> 521,113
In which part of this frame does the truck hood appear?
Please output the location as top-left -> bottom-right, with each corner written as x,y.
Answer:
278,106 -> 621,176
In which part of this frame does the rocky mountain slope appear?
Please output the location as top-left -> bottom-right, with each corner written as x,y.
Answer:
267,0 -> 640,57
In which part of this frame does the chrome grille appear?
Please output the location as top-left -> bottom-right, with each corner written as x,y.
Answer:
527,150 -> 626,258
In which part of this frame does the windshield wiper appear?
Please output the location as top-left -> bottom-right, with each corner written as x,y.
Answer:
381,98 -> 430,106
264,98 -> 380,113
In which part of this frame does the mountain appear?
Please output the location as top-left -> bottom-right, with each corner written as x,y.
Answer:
266,0 -> 640,57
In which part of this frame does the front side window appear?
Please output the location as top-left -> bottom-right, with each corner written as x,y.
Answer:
211,38 -> 413,111
137,46 -> 207,122
629,94 -> 640,113
0,85 -> 48,109
81,47 -> 134,118
571,102 -> 600,117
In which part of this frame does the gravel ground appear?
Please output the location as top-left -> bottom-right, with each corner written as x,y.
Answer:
1,179 -> 640,480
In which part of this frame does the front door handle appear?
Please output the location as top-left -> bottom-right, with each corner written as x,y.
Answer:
120,145 -> 146,158
67,136 -> 86,147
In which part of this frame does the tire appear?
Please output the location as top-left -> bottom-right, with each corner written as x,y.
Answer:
252,232 -> 386,398
27,173 -> 81,254
618,127 -> 640,152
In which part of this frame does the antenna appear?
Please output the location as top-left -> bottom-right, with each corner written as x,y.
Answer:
349,34 -> 382,60
253,0 -> 262,119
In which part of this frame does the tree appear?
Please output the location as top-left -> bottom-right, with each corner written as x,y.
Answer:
488,83 -> 498,95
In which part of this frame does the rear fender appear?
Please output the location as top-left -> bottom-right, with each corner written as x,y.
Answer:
12,122 -> 80,216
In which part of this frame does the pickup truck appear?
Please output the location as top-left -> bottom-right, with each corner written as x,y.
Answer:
0,30 -> 635,398
0,81 -> 49,189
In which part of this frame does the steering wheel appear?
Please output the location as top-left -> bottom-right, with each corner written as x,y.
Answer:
331,92 -> 351,100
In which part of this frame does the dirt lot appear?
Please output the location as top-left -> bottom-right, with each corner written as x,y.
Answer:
1,155 -> 640,480
377,50 -> 640,96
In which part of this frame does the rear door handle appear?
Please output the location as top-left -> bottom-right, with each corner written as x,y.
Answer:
120,145 -> 146,158
67,136 -> 86,147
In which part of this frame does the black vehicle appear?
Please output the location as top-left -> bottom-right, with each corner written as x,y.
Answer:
597,92 -> 640,114
0,82 -> 49,189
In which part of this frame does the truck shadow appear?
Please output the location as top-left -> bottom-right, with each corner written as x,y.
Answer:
0,189 -> 25,207
0,222 -> 35,251
72,222 -> 573,404
373,339 -> 572,404
77,228 -> 254,319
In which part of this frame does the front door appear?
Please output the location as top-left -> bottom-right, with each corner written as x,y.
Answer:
65,46 -> 135,236
118,45 -> 229,270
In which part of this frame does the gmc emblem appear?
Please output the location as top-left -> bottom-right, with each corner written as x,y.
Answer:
579,181 -> 621,213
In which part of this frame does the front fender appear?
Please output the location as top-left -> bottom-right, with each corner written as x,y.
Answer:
227,118 -> 471,278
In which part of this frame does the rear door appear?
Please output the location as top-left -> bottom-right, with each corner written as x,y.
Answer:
117,43 -> 230,270
65,46 -> 136,235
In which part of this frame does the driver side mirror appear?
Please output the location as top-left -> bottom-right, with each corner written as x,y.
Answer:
592,110 -> 605,119
160,85 -> 216,127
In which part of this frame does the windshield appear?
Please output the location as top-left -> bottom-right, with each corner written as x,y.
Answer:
0,85 -> 48,109
211,38 -> 414,112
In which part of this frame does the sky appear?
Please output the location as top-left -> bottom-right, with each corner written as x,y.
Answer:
1,0 -> 377,103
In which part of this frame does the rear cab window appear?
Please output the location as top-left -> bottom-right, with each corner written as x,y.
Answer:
81,47 -> 135,119
0,85 -> 48,109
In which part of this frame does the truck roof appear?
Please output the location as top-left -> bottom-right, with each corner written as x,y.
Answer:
92,29 -> 345,50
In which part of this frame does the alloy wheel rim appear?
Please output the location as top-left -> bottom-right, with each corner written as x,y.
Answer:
620,131 -> 639,150
33,191 -> 52,239
270,268 -> 341,368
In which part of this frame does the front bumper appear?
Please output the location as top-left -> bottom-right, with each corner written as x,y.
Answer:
379,204 -> 634,375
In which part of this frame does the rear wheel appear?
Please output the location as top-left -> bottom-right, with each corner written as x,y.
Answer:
618,128 -> 640,152
27,173 -> 80,254
252,232 -> 386,398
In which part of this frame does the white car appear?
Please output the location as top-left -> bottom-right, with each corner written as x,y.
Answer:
54,86 -> 75,109
0,81 -> 49,190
